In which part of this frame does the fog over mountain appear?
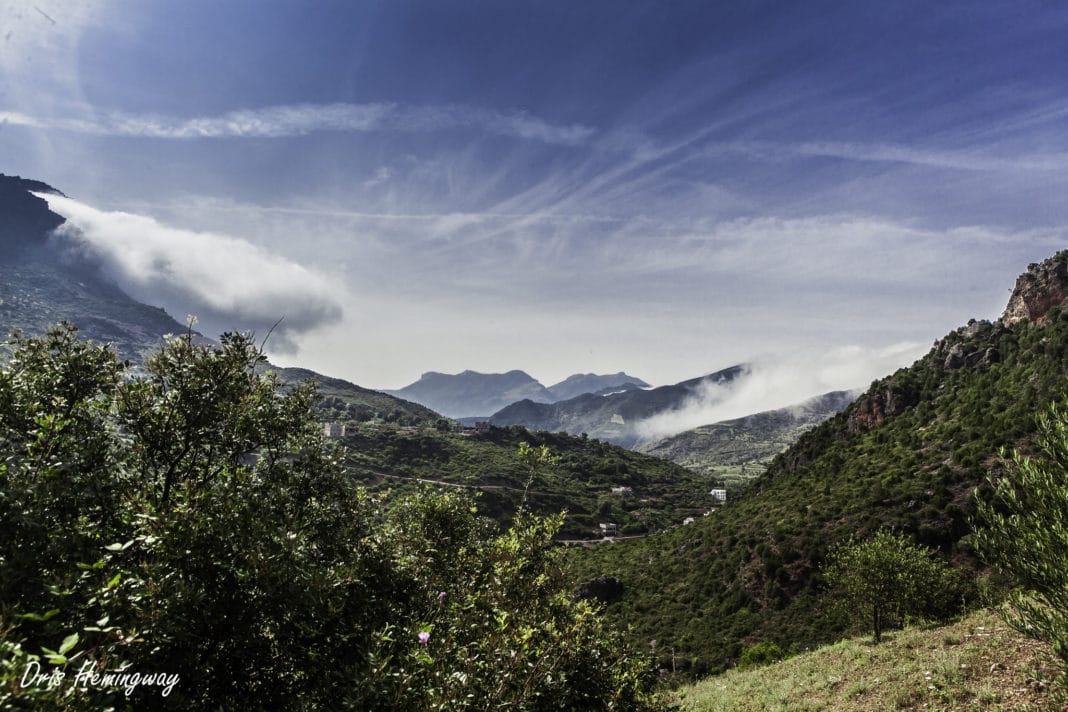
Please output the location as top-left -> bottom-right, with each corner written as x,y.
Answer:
39,194 -> 344,352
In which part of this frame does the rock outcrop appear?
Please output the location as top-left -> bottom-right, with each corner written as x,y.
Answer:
1001,250 -> 1068,326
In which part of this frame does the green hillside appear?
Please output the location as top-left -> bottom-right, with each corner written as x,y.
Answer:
334,423 -> 712,538
567,251 -> 1068,676
271,365 -> 441,425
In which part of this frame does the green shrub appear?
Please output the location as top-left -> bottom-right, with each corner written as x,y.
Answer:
738,641 -> 783,669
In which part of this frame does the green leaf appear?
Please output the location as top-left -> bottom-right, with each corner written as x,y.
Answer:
106,573 -> 121,589
59,632 -> 79,655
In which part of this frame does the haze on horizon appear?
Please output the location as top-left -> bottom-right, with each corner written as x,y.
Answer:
2,1 -> 1066,393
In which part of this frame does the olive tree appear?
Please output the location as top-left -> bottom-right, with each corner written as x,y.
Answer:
972,404 -> 1068,673
823,529 -> 950,643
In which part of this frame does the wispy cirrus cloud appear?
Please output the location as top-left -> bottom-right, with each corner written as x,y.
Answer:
0,102 -> 596,146
704,139 -> 1068,173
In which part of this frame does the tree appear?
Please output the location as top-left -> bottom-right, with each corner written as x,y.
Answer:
822,529 -> 949,643
972,403 -> 1068,673
0,324 -> 666,710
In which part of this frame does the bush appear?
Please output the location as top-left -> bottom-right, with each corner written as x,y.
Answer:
738,641 -> 783,669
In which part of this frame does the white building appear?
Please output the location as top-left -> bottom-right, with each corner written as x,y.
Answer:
323,421 -> 346,438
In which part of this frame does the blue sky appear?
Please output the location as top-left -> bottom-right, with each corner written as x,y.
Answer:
2,0 -> 1067,392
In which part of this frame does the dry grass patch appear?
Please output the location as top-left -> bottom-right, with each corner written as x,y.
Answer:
672,608 -> 1062,711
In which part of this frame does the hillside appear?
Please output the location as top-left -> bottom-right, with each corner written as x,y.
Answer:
567,250 -> 1068,676
333,423 -> 711,538
271,365 -> 440,425
491,365 -> 747,447
0,174 -> 190,360
674,608 -> 1061,711
637,390 -> 856,489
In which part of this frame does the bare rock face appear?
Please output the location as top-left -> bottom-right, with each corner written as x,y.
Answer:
847,386 -> 914,433
1001,251 -> 1068,326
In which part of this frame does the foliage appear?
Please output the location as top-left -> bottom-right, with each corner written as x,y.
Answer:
971,402 -> 1068,674
737,641 -> 783,669
0,324 -> 666,710
822,530 -> 953,643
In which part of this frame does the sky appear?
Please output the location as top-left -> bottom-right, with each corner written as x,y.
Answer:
2,0 -> 1067,393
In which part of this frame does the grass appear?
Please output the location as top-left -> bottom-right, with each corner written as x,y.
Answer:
670,608 -> 1063,711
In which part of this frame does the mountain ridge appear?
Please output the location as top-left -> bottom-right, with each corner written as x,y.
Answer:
387,368 -> 652,419
490,365 -> 747,447
568,248 -> 1068,676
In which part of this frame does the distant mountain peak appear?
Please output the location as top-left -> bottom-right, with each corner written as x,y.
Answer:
0,174 -> 68,255
546,372 -> 650,402
387,369 -> 550,418
0,173 -> 66,197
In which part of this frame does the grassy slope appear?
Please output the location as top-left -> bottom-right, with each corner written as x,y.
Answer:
567,295 -> 1068,674
672,608 -> 1062,711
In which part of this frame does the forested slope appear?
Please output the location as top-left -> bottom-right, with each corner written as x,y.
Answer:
569,250 -> 1068,675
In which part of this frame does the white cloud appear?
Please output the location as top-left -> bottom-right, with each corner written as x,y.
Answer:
633,342 -> 928,443
715,140 -> 1068,173
4,102 -> 596,146
37,194 -> 344,351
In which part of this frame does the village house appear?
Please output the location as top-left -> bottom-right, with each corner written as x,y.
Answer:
322,421 -> 348,438
598,522 -> 618,536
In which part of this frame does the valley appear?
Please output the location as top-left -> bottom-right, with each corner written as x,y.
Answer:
1,172 -> 1066,706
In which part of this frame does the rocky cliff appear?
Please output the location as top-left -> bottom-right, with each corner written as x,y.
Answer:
1001,249 -> 1068,326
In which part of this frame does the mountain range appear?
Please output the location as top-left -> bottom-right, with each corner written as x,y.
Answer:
489,366 -> 747,448
0,174 -> 849,487
386,369 -> 649,418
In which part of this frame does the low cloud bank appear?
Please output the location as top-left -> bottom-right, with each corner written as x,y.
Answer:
38,194 -> 343,351
634,343 -> 927,443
